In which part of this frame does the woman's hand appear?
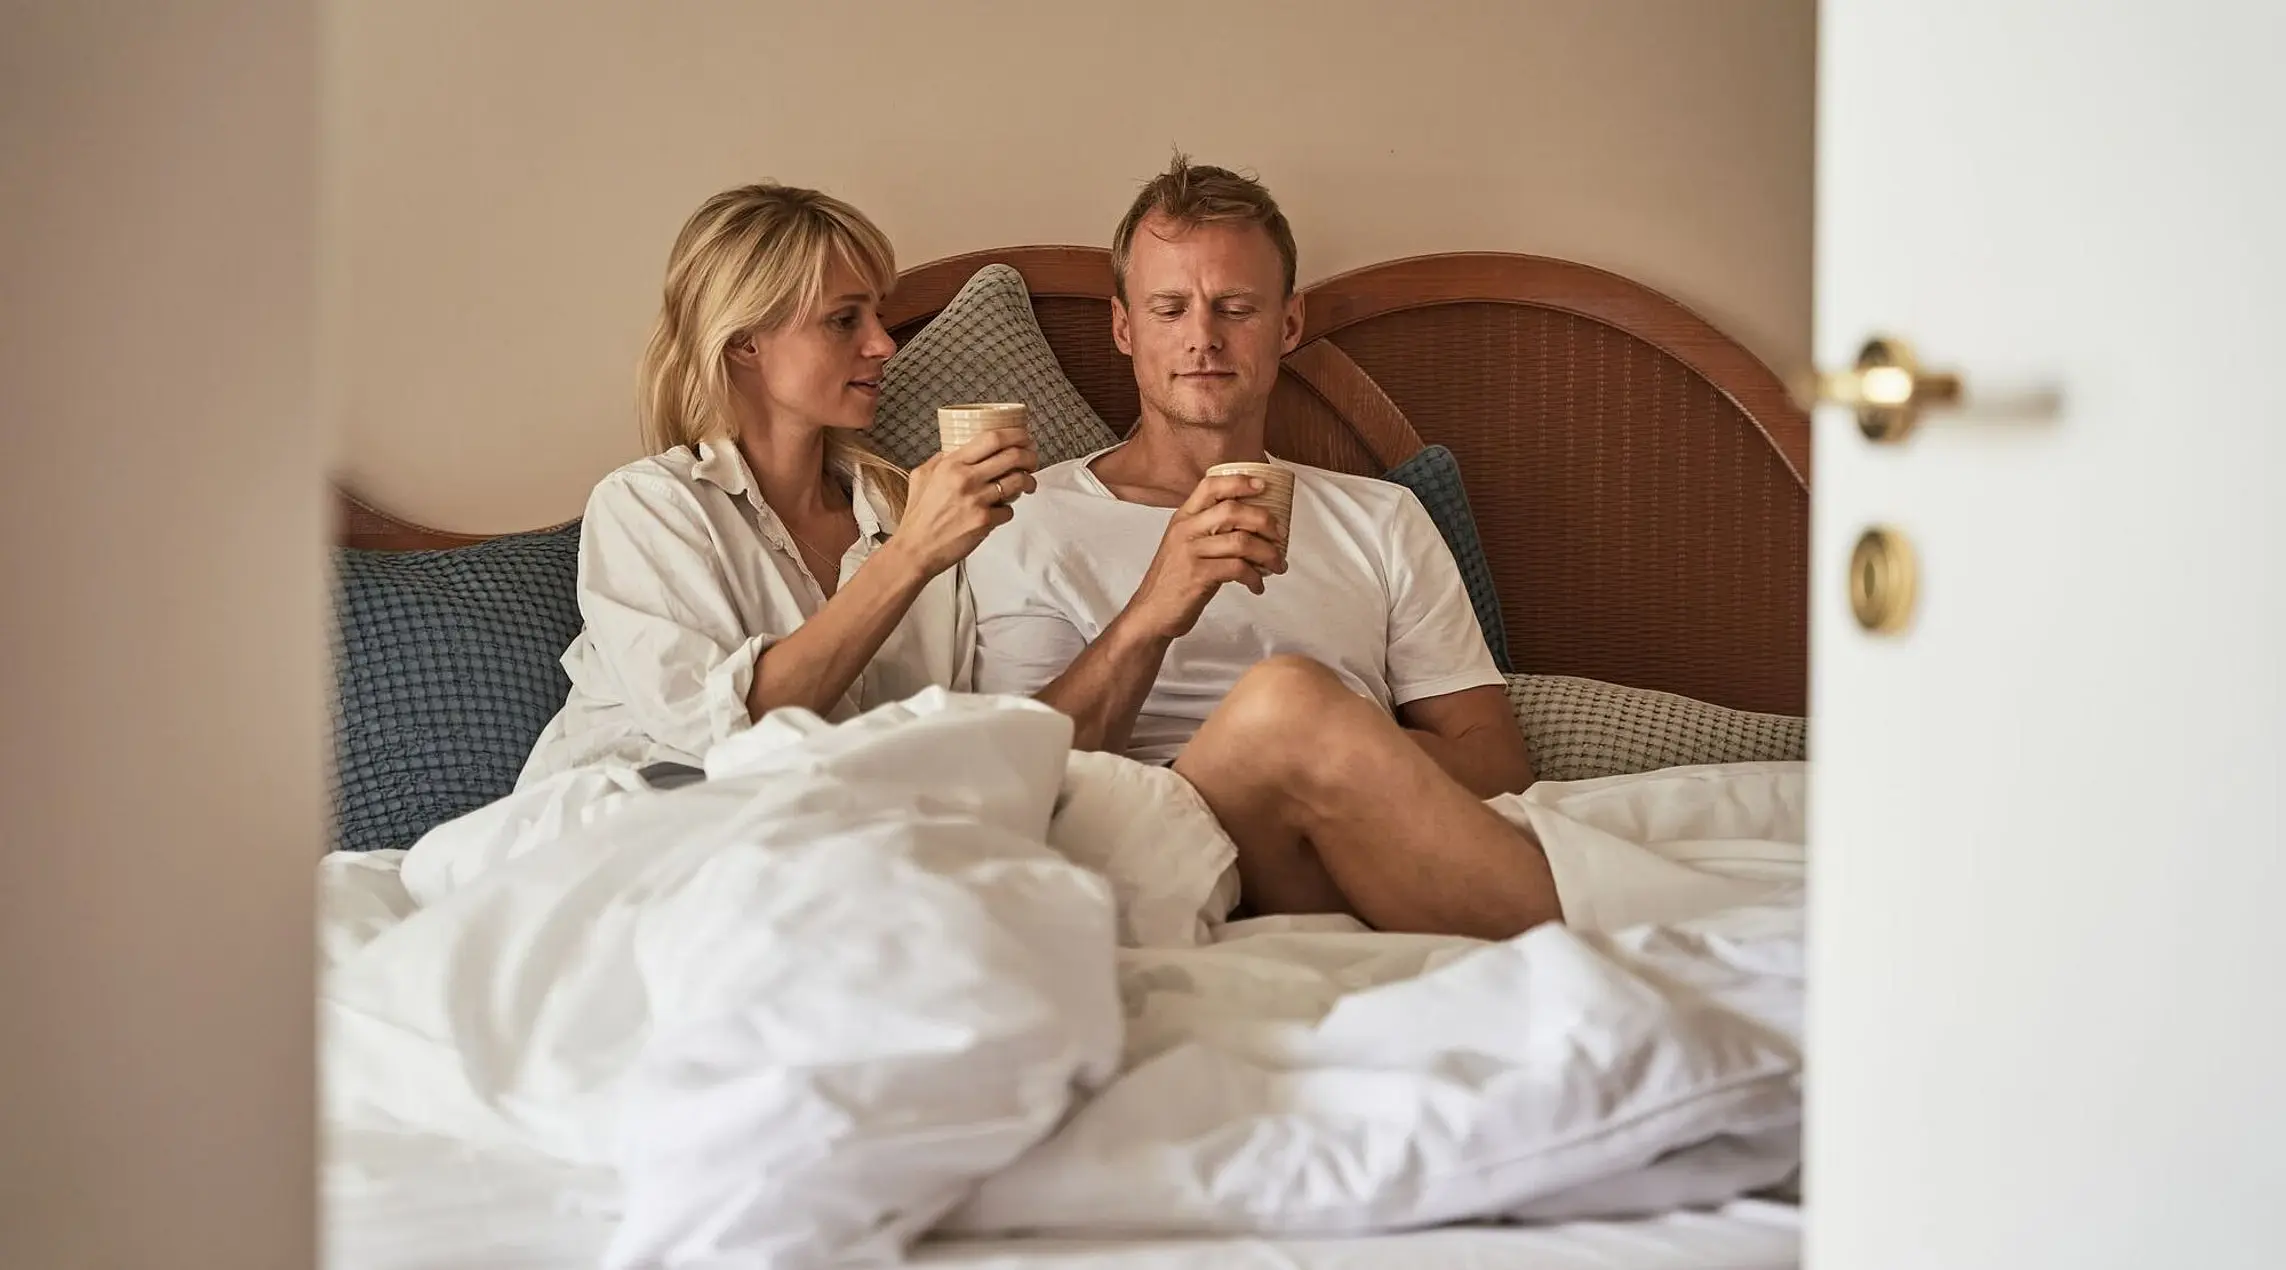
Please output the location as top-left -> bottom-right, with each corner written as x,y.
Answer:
885,426 -> 1039,578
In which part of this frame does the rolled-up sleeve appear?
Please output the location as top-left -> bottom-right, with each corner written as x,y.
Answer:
576,474 -> 773,758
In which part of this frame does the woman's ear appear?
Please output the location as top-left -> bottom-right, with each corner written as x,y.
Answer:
725,334 -> 760,369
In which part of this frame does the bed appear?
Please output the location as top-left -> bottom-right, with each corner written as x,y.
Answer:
326,248 -> 1810,1269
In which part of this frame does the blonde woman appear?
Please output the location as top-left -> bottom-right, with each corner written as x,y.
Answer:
518,184 -> 1036,785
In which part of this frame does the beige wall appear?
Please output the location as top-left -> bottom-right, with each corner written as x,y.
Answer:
1,3 -> 321,1266
331,0 -> 1814,533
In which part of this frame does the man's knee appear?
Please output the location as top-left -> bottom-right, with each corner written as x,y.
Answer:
1210,656 -> 1400,789
1214,655 -> 1355,739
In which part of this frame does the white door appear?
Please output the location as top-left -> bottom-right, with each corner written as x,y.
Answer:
1809,3 -> 2286,1267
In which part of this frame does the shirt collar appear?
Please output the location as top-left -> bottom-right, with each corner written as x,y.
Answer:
691,439 -> 755,498
847,471 -> 888,538
693,439 -> 890,541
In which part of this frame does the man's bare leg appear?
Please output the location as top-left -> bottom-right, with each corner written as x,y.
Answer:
1172,656 -> 1563,940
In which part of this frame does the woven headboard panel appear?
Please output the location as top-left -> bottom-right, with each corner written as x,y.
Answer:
342,246 -> 1809,715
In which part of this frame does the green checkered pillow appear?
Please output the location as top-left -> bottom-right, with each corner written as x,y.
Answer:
1505,674 -> 1806,782
871,265 -> 1119,470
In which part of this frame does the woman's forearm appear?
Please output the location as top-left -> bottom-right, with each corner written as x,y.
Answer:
744,542 -> 930,720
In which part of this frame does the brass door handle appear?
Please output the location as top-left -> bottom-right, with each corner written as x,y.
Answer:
1809,335 -> 1963,443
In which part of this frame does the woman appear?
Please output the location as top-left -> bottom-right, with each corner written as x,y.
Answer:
517,184 -> 1036,785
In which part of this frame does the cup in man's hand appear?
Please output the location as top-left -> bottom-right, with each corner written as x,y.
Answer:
937,402 -> 1031,454
1205,461 -> 1295,545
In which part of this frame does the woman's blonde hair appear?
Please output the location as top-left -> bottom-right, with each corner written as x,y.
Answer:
639,183 -> 909,513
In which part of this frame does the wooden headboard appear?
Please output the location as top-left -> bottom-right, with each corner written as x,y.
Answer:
341,247 -> 1809,715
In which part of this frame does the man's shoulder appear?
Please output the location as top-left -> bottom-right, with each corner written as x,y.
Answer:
1285,459 -> 1414,510
1285,460 -> 1430,551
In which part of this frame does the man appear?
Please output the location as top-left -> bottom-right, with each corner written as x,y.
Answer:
966,156 -> 1563,940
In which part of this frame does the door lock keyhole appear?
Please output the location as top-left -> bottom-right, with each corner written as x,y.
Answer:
1849,527 -> 1918,634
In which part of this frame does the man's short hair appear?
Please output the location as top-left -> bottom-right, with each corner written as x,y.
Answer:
1110,153 -> 1299,301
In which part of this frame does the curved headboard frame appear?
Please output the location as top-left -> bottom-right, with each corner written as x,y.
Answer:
336,488 -> 519,553
1299,253 -> 1808,487
881,245 -> 1115,328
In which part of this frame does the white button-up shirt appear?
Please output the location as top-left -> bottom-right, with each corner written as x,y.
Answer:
518,440 -> 973,786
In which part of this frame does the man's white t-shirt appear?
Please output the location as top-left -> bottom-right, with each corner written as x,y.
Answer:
967,447 -> 1504,764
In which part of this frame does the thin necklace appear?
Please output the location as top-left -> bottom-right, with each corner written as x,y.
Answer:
786,519 -> 852,573
781,494 -> 857,582
756,464 -> 856,579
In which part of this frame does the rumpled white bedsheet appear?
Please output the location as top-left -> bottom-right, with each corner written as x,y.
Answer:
321,690 -> 1804,1270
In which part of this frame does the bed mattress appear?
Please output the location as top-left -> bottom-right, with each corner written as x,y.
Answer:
325,1129 -> 1798,1270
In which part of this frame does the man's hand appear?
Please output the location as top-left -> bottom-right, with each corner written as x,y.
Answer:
1034,472 -> 1287,753
1126,474 -> 1288,640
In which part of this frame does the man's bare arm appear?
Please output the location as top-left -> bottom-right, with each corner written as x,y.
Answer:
1035,474 -> 1286,752
1036,611 -> 1173,753
1395,684 -> 1536,799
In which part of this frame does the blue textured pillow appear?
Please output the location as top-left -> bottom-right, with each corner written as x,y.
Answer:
331,523 -> 585,852
1383,445 -> 1513,673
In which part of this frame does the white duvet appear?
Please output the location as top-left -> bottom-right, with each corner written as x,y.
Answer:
322,691 -> 1805,1269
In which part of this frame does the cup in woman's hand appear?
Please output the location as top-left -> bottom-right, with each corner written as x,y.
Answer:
1205,461 -> 1295,546
937,402 -> 1031,454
